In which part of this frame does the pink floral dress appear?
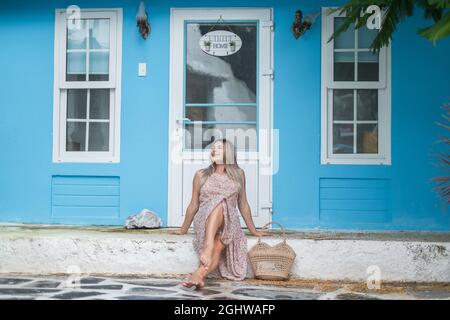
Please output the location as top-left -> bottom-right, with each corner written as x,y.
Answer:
192,172 -> 248,280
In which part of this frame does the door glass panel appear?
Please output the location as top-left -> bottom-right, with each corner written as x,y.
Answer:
185,23 -> 257,104
184,21 -> 258,151
186,106 -> 256,122
185,123 -> 257,150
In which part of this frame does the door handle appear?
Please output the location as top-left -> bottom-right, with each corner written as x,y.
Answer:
175,118 -> 191,137
260,202 -> 273,214
262,69 -> 274,80
176,117 -> 191,125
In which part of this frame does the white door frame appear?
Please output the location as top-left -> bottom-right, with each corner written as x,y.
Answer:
167,7 -> 274,227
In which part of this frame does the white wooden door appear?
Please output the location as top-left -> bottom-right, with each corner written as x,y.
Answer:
168,8 -> 274,228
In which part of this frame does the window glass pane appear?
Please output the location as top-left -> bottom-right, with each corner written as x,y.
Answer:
333,17 -> 355,49
89,52 -> 109,81
333,89 -> 353,121
358,26 -> 378,49
90,89 -> 110,119
66,52 -> 86,81
357,90 -> 378,120
66,18 -> 110,82
333,123 -> 354,154
185,123 -> 257,150
185,23 -> 257,104
357,51 -> 379,81
334,52 -> 355,81
89,19 -> 110,49
357,124 -> 378,153
88,122 -> 109,151
67,19 -> 86,49
186,106 -> 256,122
67,89 -> 87,119
66,122 -> 86,151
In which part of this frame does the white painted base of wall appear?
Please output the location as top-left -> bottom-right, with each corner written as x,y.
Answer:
0,224 -> 449,283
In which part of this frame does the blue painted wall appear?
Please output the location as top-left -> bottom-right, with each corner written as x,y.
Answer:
0,0 -> 449,231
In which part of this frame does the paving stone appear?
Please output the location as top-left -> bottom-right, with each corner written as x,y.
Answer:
0,278 -> 33,285
180,287 -> 221,296
336,293 -> 381,300
180,294 -> 203,299
210,296 -> 239,300
196,288 -> 222,296
0,296 -> 36,300
118,280 -> 179,287
116,295 -> 184,300
25,280 -> 61,288
80,285 -> 123,290
0,288 -> 60,295
0,275 -> 446,300
406,289 -> 450,300
80,277 -> 106,284
51,290 -> 106,299
231,288 -> 321,300
126,287 -> 178,295
203,282 -> 222,287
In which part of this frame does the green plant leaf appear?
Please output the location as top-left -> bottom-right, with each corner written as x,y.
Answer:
426,0 -> 450,9
418,11 -> 450,43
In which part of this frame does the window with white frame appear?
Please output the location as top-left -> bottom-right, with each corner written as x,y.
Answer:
53,8 -> 122,162
321,8 -> 391,165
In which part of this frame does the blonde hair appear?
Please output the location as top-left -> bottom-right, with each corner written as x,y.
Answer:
198,139 -> 243,190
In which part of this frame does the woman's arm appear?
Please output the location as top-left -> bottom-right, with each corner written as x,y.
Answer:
238,170 -> 270,237
171,171 -> 201,234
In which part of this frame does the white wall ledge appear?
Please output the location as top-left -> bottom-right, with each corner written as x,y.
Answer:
0,224 -> 449,283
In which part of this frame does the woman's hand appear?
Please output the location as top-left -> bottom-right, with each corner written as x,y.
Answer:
251,230 -> 271,237
169,228 -> 187,235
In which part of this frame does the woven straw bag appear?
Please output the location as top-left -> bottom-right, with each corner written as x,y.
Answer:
248,221 -> 296,280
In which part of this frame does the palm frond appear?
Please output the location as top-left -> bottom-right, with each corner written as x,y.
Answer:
327,0 -> 449,51
432,103 -> 450,204
418,11 -> 450,44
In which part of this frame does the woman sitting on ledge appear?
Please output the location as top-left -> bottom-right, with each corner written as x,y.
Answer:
170,138 -> 269,289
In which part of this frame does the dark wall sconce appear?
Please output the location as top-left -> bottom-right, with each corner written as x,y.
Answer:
137,1 -> 151,39
292,10 -> 320,39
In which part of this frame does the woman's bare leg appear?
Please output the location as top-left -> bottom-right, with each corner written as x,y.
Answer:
200,202 -> 225,269
183,234 -> 225,288
206,234 -> 225,274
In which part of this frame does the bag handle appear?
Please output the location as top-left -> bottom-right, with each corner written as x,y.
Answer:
258,221 -> 286,243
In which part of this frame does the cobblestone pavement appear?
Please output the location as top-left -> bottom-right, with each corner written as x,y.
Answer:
0,275 -> 449,300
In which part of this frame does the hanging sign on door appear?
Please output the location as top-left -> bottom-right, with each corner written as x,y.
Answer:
199,30 -> 242,56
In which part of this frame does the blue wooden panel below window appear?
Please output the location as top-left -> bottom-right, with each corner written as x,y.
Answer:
319,178 -> 391,224
51,175 -> 120,219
